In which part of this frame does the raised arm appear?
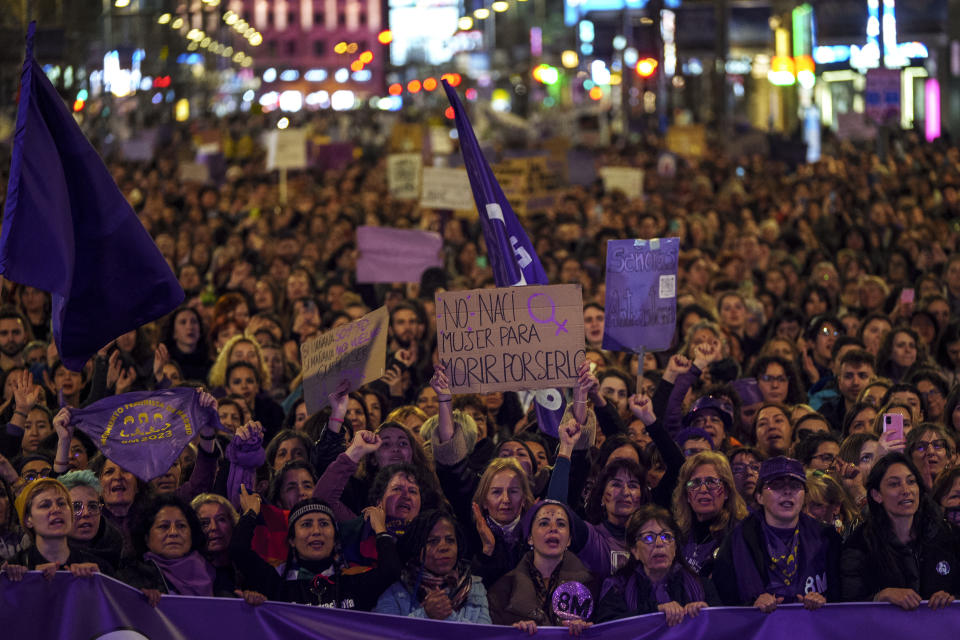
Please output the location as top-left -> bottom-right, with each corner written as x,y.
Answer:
430,364 -> 454,444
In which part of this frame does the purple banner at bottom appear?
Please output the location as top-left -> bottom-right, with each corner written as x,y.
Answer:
2,573 -> 959,639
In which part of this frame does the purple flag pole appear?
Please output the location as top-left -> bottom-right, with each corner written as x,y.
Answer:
442,81 -> 566,436
1,23 -> 184,370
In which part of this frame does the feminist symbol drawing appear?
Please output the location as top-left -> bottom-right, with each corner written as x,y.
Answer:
527,293 -> 568,336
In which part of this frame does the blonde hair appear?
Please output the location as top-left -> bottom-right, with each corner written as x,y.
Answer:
472,458 -> 534,515
804,470 -> 859,534
208,334 -> 271,389
15,478 -> 72,536
190,492 -> 239,524
385,405 -> 428,428
672,451 -> 748,540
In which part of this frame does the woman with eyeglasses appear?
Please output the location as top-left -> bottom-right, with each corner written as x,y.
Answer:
794,432 -> 842,474
841,453 -> 960,609
713,456 -> 840,612
750,355 -> 806,405
597,505 -> 715,625
905,424 -> 956,490
1,478 -> 108,581
671,452 -> 748,578
59,469 -> 123,572
727,447 -> 766,508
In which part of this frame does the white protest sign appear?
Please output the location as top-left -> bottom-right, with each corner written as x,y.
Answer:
387,153 -> 422,200
599,167 -> 644,199
266,129 -> 308,171
420,167 -> 474,211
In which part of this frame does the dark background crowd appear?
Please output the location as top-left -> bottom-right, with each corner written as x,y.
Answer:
0,111 -> 959,630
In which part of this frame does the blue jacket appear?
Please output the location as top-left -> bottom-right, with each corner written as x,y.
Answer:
374,576 -> 492,624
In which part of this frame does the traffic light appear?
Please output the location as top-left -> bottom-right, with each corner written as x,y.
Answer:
635,58 -> 658,78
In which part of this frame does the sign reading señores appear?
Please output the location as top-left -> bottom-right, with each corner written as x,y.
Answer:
603,238 -> 679,353
301,306 -> 389,414
436,284 -> 585,393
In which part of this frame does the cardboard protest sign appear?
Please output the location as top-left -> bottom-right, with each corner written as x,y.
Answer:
420,166 -> 474,211
492,156 -> 562,215
356,226 -> 443,283
436,284 -> 585,394
301,306 -> 389,414
665,124 -> 706,158
599,167 -> 644,199
387,153 -> 422,200
177,161 -> 210,184
266,129 -> 308,170
603,238 -> 679,353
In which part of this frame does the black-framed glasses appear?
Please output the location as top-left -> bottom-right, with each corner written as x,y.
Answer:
72,501 -> 103,517
638,531 -> 675,545
820,327 -> 841,337
811,453 -> 837,466
914,439 -> 948,454
732,463 -> 761,475
760,374 -> 787,384
685,476 -> 724,492
22,468 -> 53,483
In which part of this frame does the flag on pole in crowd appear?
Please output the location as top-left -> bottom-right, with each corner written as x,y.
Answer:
442,81 -> 566,436
0,23 -> 184,371
69,388 -> 219,482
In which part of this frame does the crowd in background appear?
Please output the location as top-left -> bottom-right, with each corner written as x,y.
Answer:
0,112 -> 960,632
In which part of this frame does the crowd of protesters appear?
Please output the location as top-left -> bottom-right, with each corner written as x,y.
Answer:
1,111 -> 960,633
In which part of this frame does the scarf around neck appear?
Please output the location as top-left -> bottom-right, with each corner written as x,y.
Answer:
144,551 -> 215,596
400,558 -> 474,611
761,520 -> 800,588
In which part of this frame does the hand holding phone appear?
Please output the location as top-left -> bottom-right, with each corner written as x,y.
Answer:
880,413 -> 906,453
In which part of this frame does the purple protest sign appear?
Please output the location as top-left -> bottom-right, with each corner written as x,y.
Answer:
70,388 -> 218,482
602,238 -> 680,354
356,227 -> 443,284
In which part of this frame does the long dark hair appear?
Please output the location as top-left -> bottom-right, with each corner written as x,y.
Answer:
162,306 -> 209,356
585,459 -> 649,524
397,508 -> 465,566
862,453 -> 943,557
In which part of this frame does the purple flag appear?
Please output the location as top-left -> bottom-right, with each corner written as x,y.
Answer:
70,388 -> 217,482
0,24 -> 184,371
443,81 -> 565,436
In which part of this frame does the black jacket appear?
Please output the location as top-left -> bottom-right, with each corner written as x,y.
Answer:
70,517 -> 124,572
841,520 -> 960,601
15,544 -> 113,575
229,511 -> 402,610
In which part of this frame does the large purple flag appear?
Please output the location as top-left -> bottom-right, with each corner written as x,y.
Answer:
0,24 -> 184,371
70,388 -> 218,482
443,82 -> 566,436
3,573 -> 960,640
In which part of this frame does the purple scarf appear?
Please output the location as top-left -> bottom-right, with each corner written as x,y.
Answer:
225,433 -> 265,511
144,551 -> 215,596
761,520 -> 800,591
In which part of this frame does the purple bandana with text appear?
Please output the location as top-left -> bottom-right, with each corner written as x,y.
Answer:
70,388 -> 218,482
